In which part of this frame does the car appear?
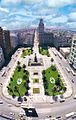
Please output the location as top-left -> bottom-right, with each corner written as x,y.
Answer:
9,112 -> 15,115
18,101 -> 22,104
72,80 -> 74,83
72,115 -> 76,119
65,112 -> 75,118
73,95 -> 76,99
60,99 -> 65,103
71,70 -> 76,76
0,83 -> 2,85
0,101 -> 3,104
8,104 -> 12,107
56,116 -> 61,119
66,67 -> 71,73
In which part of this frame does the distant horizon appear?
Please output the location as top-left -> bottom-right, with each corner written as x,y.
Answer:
0,0 -> 76,31
10,26 -> 76,32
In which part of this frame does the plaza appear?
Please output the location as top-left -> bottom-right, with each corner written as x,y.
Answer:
0,30 -> 76,120
3,31 -> 68,102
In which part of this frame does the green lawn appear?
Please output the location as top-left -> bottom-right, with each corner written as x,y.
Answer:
42,65 -> 65,96
39,47 -> 50,56
33,88 -> 40,94
21,48 -> 32,57
33,79 -> 39,83
7,66 -> 29,97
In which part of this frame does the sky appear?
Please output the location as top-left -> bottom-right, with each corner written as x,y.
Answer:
0,0 -> 76,30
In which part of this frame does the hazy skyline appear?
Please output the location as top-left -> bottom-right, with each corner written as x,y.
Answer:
0,0 -> 76,30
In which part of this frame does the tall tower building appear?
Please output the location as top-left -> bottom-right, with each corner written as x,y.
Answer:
0,27 -> 3,48
38,19 -> 44,33
69,35 -> 76,69
3,30 -> 11,57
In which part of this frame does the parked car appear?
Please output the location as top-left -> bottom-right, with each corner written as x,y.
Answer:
0,100 -> 3,104
60,99 -> 65,103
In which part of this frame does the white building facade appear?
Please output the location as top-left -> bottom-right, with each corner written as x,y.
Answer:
69,35 -> 76,69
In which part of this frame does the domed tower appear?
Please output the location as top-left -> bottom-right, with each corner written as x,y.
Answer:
38,19 -> 44,33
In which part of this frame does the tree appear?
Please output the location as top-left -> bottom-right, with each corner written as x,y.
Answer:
24,97 -> 27,101
45,91 -> 49,95
25,91 -> 29,96
58,74 -> 60,77
63,87 -> 67,92
52,86 -> 57,93
14,86 -> 18,93
12,94 -> 16,99
23,75 -> 27,80
17,66 -> 21,72
9,88 -> 13,93
55,77 -> 61,86
9,83 -> 11,86
51,58 -> 54,62
42,70 -> 45,75
44,83 -> 48,89
24,82 -> 26,86
23,64 -> 26,69
22,49 -> 25,53
10,77 -> 13,81
52,86 -> 57,99
51,65 -> 56,71
7,86 -> 9,90
17,61 -> 20,65
17,96 -> 23,102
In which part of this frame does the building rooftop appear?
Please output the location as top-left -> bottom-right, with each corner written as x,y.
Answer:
73,34 -> 76,41
60,47 -> 70,53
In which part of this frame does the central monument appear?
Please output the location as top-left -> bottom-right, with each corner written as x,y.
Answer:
34,53 -> 38,63
28,53 -> 43,66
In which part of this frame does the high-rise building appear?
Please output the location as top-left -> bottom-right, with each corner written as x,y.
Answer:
17,31 -> 34,46
38,19 -> 54,46
0,27 -> 12,58
3,30 -> 11,58
39,32 -> 54,46
38,19 -> 44,33
0,47 -> 5,68
69,35 -> 76,69
0,27 -> 3,48
54,32 -> 72,48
